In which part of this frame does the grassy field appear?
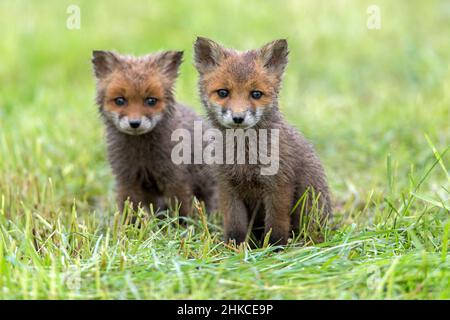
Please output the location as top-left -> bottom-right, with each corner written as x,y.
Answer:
0,0 -> 449,299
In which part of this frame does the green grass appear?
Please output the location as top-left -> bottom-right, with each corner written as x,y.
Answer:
0,0 -> 449,299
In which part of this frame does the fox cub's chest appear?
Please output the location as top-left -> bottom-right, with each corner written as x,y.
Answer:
223,164 -> 272,191
136,167 -> 163,195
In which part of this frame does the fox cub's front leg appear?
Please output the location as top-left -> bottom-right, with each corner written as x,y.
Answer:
164,183 -> 195,218
220,187 -> 249,245
263,185 -> 294,246
117,183 -> 145,213
117,183 -> 164,214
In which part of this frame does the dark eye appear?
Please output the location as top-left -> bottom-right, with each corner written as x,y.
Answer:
114,97 -> 126,106
250,90 -> 263,100
217,89 -> 229,98
145,97 -> 158,106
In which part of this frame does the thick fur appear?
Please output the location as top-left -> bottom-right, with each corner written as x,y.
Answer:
92,50 -> 217,216
194,37 -> 332,245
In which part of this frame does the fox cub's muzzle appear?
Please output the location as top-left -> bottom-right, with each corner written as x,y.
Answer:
212,104 -> 264,129
105,111 -> 163,136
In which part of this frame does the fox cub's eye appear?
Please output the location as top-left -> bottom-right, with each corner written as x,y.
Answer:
250,90 -> 263,100
114,97 -> 126,106
145,97 -> 158,106
114,97 -> 127,106
217,89 -> 229,98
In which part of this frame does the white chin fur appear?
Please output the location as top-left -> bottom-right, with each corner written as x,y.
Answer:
210,103 -> 263,129
106,112 -> 162,135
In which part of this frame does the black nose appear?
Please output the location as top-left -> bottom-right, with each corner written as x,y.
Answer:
232,116 -> 245,124
129,120 -> 141,129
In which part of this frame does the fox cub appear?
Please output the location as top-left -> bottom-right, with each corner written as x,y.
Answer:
194,37 -> 332,245
92,50 -> 217,217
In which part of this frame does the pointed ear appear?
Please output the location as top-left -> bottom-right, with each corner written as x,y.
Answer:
91,50 -> 121,78
154,51 -> 184,79
194,37 -> 227,74
257,39 -> 289,77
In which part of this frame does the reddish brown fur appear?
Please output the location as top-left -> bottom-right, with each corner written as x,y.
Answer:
194,37 -> 332,246
103,73 -> 167,118
92,50 -> 217,217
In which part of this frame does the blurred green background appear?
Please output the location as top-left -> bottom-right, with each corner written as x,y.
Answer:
0,0 -> 449,299
1,0 -> 448,209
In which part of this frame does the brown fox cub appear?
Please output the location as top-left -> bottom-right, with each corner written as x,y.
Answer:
194,37 -> 332,246
92,50 -> 217,217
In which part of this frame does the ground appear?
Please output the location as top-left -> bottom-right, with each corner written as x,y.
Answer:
0,0 -> 449,299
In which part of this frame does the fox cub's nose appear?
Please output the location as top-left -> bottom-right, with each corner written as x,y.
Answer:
232,116 -> 245,124
129,119 -> 141,129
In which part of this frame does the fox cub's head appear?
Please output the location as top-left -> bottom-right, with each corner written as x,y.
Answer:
92,50 -> 183,135
194,37 -> 288,129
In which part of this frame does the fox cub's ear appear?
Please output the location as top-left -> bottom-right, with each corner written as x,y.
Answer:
154,51 -> 184,79
92,50 -> 121,78
257,39 -> 289,77
194,37 -> 227,74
